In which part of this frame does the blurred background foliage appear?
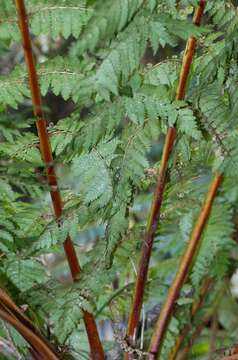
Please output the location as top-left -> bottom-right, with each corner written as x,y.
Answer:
1,0 -> 238,359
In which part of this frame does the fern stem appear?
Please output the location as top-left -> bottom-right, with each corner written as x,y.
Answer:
148,174 -> 222,359
83,311 -> 105,360
0,289 -> 57,357
15,0 -> 80,278
29,348 -> 44,360
0,306 -> 59,360
178,313 -> 211,360
168,278 -> 212,360
176,0 -> 206,100
125,1 -> 206,353
0,288 -> 35,331
177,285 -> 224,360
126,126 -> 175,343
15,1 -> 105,358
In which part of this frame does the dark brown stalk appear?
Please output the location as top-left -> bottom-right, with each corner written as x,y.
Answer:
148,174 -> 222,359
0,307 -> 59,360
168,278 -> 212,360
15,1 -> 104,359
125,1 -> 206,354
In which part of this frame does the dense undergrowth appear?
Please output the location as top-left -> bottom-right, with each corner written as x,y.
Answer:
1,1 -> 238,359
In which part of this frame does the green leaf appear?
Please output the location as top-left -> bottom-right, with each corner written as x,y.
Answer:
4,258 -> 48,291
72,139 -> 118,206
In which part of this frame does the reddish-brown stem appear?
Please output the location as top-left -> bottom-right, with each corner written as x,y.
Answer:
83,311 -> 106,360
29,347 -> 44,360
176,0 -> 206,100
15,1 -> 104,358
0,288 -> 35,331
0,288 -> 55,354
125,1 -> 206,355
126,126 -> 176,344
168,278 -> 212,360
15,0 -> 80,277
148,174 -> 222,359
0,307 -> 59,360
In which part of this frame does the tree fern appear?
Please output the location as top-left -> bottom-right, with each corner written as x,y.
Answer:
1,0 -> 238,359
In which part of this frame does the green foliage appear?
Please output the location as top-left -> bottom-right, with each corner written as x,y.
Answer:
72,139 -> 118,206
4,257 -> 48,292
0,0 -> 91,41
0,66 -> 30,109
0,0 -> 238,358
72,0 -> 144,55
191,204 -> 234,287
30,281 -> 94,343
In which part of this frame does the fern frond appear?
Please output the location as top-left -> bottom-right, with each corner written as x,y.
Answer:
191,205 -> 234,287
72,139 -> 119,207
4,257 -> 48,292
0,0 -> 91,41
0,57 -> 95,108
72,0 -> 144,56
0,66 -> 30,109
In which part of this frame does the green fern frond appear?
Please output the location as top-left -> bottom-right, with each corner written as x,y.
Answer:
191,204 -> 234,287
4,257 -> 48,291
72,0 -> 144,56
0,66 -> 30,109
72,139 -> 119,207
0,0 -> 91,41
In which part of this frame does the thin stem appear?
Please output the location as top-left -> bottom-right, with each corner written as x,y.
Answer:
208,313 -> 218,360
178,285 -> 225,360
126,126 -> 176,344
148,174 -> 222,359
175,0 -> 206,100
15,1 -> 104,358
125,1 -> 206,354
168,278 -> 212,360
177,313 -> 211,360
0,289 -> 35,331
0,288 -> 55,354
96,282 -> 134,318
15,0 -> 80,278
28,348 -> 44,360
0,307 -> 59,360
